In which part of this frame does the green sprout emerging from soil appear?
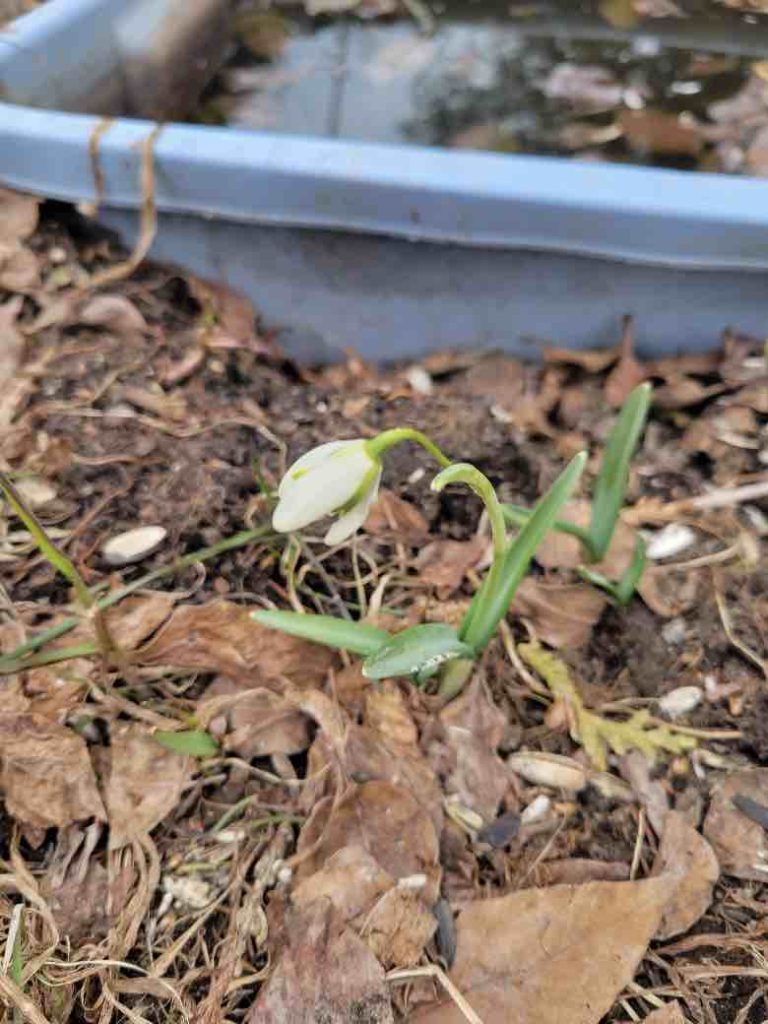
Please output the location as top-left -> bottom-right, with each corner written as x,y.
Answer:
254,383 -> 652,699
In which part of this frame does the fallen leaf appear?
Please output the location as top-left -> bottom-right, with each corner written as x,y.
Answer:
103,723 -> 191,848
365,682 -> 419,748
461,355 -> 526,407
620,750 -> 670,835
363,886 -> 436,966
365,489 -> 429,544
77,294 -> 148,336
437,675 -> 510,821
619,109 -> 702,157
511,578 -> 608,648
0,714 -> 106,829
0,187 -> 39,241
199,681 -> 311,760
245,900 -> 394,1024
543,344 -> 618,373
642,1003 -> 686,1023
292,845 -> 393,924
652,811 -> 719,939
414,876 -> 674,1024
703,769 -> 768,881
295,781 -> 441,904
416,537 -> 487,597
188,275 -> 272,354
531,858 -> 629,886
0,243 -> 40,292
105,592 -> 176,649
0,296 -> 24,388
604,318 -> 647,407
138,601 -> 335,688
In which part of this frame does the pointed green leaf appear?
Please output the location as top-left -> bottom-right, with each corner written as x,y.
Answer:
589,382 -> 652,559
154,730 -> 219,757
252,610 -> 390,656
461,451 -> 587,652
363,623 -> 473,680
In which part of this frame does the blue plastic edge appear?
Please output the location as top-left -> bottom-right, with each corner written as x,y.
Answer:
3,0 -> 768,271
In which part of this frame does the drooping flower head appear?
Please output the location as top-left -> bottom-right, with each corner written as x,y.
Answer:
272,439 -> 382,545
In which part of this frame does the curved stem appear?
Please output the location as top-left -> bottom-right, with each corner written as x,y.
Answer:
431,463 -> 507,558
367,428 -> 452,469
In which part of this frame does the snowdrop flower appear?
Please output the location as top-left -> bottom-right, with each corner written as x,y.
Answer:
273,440 -> 382,545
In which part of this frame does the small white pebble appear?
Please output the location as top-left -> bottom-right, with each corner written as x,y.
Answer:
658,685 -> 702,720
661,618 -> 687,646
646,523 -> 697,560
521,794 -> 551,825
276,864 -> 293,886
15,477 -> 57,508
48,246 -> 67,264
405,366 -> 433,395
102,525 -> 167,566
407,467 -> 425,485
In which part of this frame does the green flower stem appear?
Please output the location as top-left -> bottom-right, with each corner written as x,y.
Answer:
432,463 -> 507,558
366,428 -> 452,469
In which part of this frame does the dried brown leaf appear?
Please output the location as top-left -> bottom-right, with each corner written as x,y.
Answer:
703,769 -> 768,881
0,296 -> 24,388
0,187 -> 39,241
437,675 -> 509,821
137,600 -> 335,688
363,886 -> 436,967
105,592 -> 176,649
414,876 -> 674,1024
531,858 -> 629,886
619,109 -> 702,157
103,723 -> 191,848
292,845 -> 393,924
296,780 -> 441,904
652,811 -> 719,939
365,682 -> 419,748
365,489 -> 429,544
199,681 -> 311,759
0,243 -> 40,292
245,900 -> 393,1024
511,577 -> 608,649
604,321 -> 647,407
461,354 -> 526,406
416,537 -> 487,597
77,294 -> 148,336
543,344 -> 618,373
189,274 -> 272,354
0,714 -> 106,829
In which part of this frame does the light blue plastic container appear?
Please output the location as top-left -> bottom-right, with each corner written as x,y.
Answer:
2,0 -> 768,360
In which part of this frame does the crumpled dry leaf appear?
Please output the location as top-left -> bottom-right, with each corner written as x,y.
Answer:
703,769 -> 768,881
414,876 -> 675,1024
531,858 -> 629,886
137,600 -> 335,688
199,680 -> 311,759
103,723 -> 191,848
295,780 -> 441,904
0,243 -> 40,292
104,592 -> 176,649
365,489 -> 429,544
652,811 -> 719,939
293,845 -> 393,923
0,187 -> 39,241
461,354 -> 526,407
619,109 -> 702,157
77,294 -> 148,337
0,713 -> 105,828
604,319 -> 647,407
511,578 -> 608,649
416,537 -> 487,597
437,675 -> 509,822
188,274 -> 272,355
363,886 -> 436,966
0,295 -> 24,388
543,343 -> 618,373
245,900 -> 394,1024
620,750 -> 670,835
542,63 -> 622,110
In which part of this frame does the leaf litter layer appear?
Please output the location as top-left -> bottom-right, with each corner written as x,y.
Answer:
0,193 -> 767,1023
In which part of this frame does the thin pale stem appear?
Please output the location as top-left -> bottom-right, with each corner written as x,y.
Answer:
432,463 -> 507,557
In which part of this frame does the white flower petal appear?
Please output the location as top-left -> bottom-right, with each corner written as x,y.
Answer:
278,440 -> 351,498
324,469 -> 382,545
273,442 -> 376,533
